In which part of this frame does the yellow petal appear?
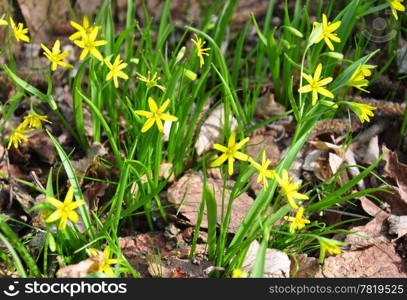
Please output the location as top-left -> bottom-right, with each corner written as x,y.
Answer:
213,144 -> 228,152
233,151 -> 249,161
211,153 -> 228,167
148,97 -> 158,112
227,156 -> 235,175
228,132 -> 236,148
47,197 -> 64,208
235,137 -> 250,150
46,209 -> 62,223
159,99 -> 171,112
134,110 -> 153,117
141,118 -> 155,132
317,87 -> 334,99
160,113 -> 178,122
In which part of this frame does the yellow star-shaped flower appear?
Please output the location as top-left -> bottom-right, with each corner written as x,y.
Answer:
74,27 -> 107,61
298,63 -> 334,106
249,150 -> 275,189
7,123 -> 33,149
41,40 -> 73,72
211,132 -> 250,176
134,97 -> 178,133
9,17 -> 30,43
104,55 -> 128,88
46,186 -> 85,230
88,246 -> 119,277
136,71 -> 166,92
313,14 -> 341,51
69,16 -> 99,41
346,102 -> 376,123
284,207 -> 311,232
318,237 -> 346,263
22,112 -> 52,130
275,169 -> 309,209
388,0 -> 405,20
346,65 -> 375,93
191,34 -> 210,68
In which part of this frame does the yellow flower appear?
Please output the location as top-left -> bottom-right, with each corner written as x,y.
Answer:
7,123 -> 33,149
9,17 -> 30,43
46,186 -> 85,230
346,102 -> 376,123
347,65 -> 373,92
22,112 -> 52,130
0,16 -> 8,26
88,246 -> 119,277
249,150 -> 275,189
41,40 -> 73,72
231,269 -> 248,278
318,237 -> 345,263
69,16 -> 99,41
284,207 -> 310,232
359,64 -> 376,77
191,34 -> 210,68
388,0 -> 405,20
74,27 -> 107,61
104,55 -> 128,88
313,14 -> 341,51
211,132 -> 250,176
275,169 -> 309,209
136,71 -> 166,92
298,63 -> 334,105
134,97 -> 178,133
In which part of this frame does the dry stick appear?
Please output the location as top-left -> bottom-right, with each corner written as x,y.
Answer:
30,170 -> 45,191
324,208 -> 371,220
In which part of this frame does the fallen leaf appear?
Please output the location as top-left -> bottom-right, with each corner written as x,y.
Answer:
57,256 -> 101,278
167,171 -> 253,233
359,196 -> 385,217
28,132 -> 56,164
383,147 -> 407,207
254,92 -> 286,120
388,215 -> 407,240
290,254 -> 320,278
345,211 -> 389,250
17,0 -> 70,43
316,241 -> 407,277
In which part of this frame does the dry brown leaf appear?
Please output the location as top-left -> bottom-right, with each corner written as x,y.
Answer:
57,256 -> 101,278
309,140 -> 345,157
373,186 -> 407,215
167,171 -> 253,233
383,147 -> 407,208
119,233 -> 171,262
28,132 -> 56,164
254,92 -> 286,120
316,241 -> 407,277
345,211 -> 389,250
17,0 -> 70,43
290,254 -> 320,278
388,215 -> 407,240
359,196 -> 385,217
